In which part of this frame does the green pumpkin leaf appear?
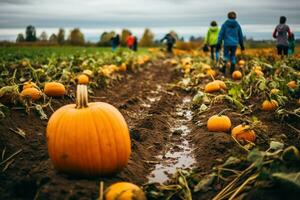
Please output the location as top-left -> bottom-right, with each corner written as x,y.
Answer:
247,148 -> 265,168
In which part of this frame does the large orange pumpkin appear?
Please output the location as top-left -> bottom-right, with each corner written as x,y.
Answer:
44,82 -> 66,97
231,124 -> 256,142
207,115 -> 231,132
204,81 -> 221,93
20,87 -> 42,101
104,182 -> 146,200
46,84 -> 131,176
262,100 -> 278,111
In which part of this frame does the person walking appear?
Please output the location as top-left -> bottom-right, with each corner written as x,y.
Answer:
217,11 -> 245,75
204,21 -> 220,62
126,33 -> 135,50
133,36 -> 138,51
273,16 -> 292,57
111,34 -> 120,52
160,33 -> 176,54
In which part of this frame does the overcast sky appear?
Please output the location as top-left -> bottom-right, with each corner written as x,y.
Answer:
0,0 -> 299,40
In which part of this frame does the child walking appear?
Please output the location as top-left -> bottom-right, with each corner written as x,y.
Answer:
217,11 -> 245,74
273,16 -> 292,57
204,21 -> 220,62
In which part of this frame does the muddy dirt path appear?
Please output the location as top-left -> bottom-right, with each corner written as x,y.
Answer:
0,61 -> 196,199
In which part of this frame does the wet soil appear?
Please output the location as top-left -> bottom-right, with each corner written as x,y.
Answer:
0,60 -> 299,200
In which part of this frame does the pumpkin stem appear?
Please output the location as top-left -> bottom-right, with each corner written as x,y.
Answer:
76,84 -> 88,108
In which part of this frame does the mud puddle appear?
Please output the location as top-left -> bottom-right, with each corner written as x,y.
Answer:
147,96 -> 196,183
141,84 -> 162,108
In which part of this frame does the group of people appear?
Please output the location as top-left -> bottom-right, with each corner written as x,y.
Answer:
204,12 -> 296,74
110,11 -> 296,74
111,33 -> 138,52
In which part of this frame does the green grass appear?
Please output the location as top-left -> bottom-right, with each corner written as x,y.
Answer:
0,46 -> 149,62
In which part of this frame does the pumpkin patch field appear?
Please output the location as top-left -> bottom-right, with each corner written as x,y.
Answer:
0,46 -> 300,200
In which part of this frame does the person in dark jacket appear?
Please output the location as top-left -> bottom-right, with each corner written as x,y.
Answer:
111,34 -> 120,52
161,33 -> 176,54
273,16 -> 292,57
133,36 -> 138,51
217,11 -> 244,74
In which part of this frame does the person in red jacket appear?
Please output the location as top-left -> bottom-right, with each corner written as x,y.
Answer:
126,33 -> 135,50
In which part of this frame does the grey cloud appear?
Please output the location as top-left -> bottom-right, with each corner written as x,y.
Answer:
0,0 -> 299,30
0,0 -> 32,4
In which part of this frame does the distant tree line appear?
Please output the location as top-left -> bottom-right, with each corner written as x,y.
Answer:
16,25 -> 84,45
16,25 -> 157,47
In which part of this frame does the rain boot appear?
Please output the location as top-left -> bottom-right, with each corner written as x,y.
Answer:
230,63 -> 235,75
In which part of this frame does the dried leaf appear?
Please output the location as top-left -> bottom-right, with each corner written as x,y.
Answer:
269,141 -> 284,151
35,105 -> 48,120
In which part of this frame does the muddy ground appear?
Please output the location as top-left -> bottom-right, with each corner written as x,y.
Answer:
0,61 -> 299,200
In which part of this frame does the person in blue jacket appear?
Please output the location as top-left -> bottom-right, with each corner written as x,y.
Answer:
217,11 -> 245,74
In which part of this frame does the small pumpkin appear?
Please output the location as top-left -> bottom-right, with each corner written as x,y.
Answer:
44,82 -> 66,97
206,69 -> 217,77
47,84 -> 131,176
104,182 -> 146,200
270,88 -> 280,94
204,81 -> 221,93
76,74 -> 89,85
238,60 -> 245,66
262,100 -> 278,111
181,57 -> 192,66
20,87 -> 42,101
214,80 -> 227,90
23,81 -> 37,90
253,66 -> 262,71
119,63 -> 127,72
254,69 -> 264,76
287,81 -> 297,89
231,124 -> 256,142
232,71 -> 242,80
202,63 -> 212,71
207,115 -> 231,132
